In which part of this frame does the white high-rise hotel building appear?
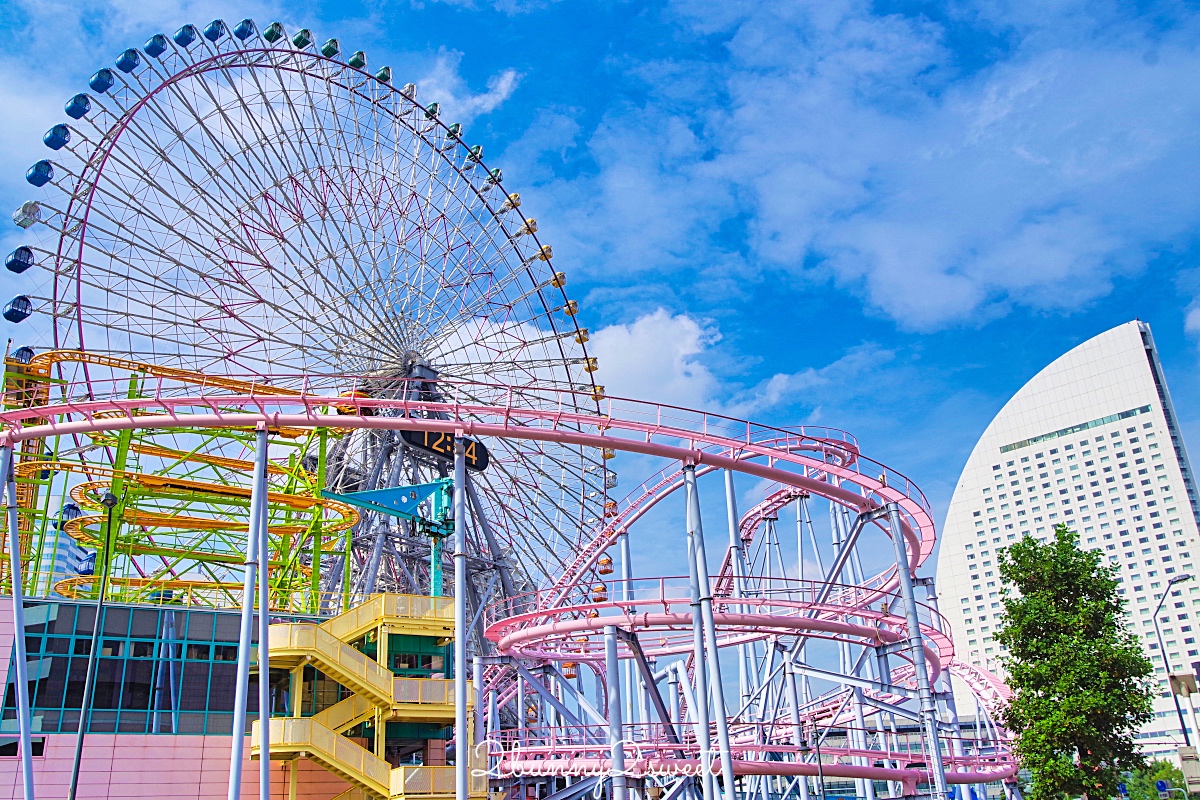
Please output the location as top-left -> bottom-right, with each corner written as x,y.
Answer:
937,320 -> 1200,753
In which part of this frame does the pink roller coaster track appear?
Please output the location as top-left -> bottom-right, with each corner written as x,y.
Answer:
0,377 -> 1016,790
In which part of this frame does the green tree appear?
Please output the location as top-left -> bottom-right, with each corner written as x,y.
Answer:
1126,760 -> 1186,800
996,524 -> 1154,800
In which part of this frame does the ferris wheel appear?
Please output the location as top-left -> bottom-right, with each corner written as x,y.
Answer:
6,18 -> 611,605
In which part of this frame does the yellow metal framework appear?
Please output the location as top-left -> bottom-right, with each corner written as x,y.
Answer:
252,593 -> 484,800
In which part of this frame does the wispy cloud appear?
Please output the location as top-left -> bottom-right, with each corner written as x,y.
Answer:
416,50 -> 521,125
505,0 -> 1200,331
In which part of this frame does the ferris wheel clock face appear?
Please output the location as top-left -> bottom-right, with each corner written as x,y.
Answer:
401,429 -> 490,472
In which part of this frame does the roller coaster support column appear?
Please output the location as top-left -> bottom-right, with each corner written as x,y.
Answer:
256,428 -> 271,800
229,426 -> 269,800
921,579 -> 969,795
474,657 -> 485,746
784,662 -> 810,800
454,438 -> 469,800
684,470 -> 713,800
724,471 -> 751,712
2,445 -> 35,800
684,466 -> 738,800
604,625 -> 628,800
620,530 -> 639,728
886,502 -> 946,799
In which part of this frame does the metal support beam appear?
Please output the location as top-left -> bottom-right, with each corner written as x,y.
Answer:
605,625 -> 628,800
257,430 -> 271,800
474,657 -> 485,747
508,659 -> 601,732
615,628 -> 685,754
229,427 -> 269,800
886,501 -> 947,799
537,663 -> 607,729
454,438 -> 469,800
2,446 -> 34,800
685,466 -> 739,800
684,470 -> 714,800
784,663 -> 810,800
465,475 -> 515,598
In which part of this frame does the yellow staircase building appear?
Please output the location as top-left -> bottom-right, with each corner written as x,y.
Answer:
251,594 -> 487,800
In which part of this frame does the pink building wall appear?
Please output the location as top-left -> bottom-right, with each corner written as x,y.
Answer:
0,600 -> 351,799
0,734 -> 351,799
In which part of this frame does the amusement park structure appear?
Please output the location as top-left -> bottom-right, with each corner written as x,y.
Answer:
0,17 -> 1017,800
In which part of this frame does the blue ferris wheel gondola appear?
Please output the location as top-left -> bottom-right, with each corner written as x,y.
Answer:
89,69 -> 114,94
115,49 -> 141,73
203,20 -> 226,42
144,34 -> 168,58
173,24 -> 198,48
26,160 -> 53,187
233,19 -> 255,41
64,93 -> 90,119
3,296 -> 33,323
43,124 -> 70,150
9,346 -> 34,364
6,247 -> 34,273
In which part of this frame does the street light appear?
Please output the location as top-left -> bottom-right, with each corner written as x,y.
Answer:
1153,573 -> 1193,747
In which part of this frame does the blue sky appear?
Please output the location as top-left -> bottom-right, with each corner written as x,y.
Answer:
1,0 -> 1199,553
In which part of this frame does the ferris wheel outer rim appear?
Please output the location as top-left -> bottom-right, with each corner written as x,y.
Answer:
36,36 -> 600,408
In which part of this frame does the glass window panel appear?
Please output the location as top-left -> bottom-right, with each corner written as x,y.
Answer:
246,675 -> 260,713
160,610 -> 183,640
37,709 -> 61,731
213,613 -> 240,643
45,637 -> 70,655
64,658 -> 88,708
208,664 -> 238,711
179,662 -> 209,711
176,712 -> 205,733
205,713 -> 233,735
33,656 -> 68,710
22,603 -> 51,634
185,612 -> 214,642
88,710 -> 117,733
121,660 -> 153,710
186,643 -> 211,661
213,645 -> 238,662
93,658 -> 125,709
117,711 -> 148,733
51,605 -> 78,635
102,607 -> 129,636
129,609 -> 159,638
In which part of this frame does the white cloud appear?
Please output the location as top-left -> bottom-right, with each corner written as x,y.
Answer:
508,0 -> 1200,331
590,309 -> 722,408
416,51 -> 522,126
590,308 -> 897,426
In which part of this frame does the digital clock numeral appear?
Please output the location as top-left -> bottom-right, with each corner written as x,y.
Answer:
402,429 -> 489,472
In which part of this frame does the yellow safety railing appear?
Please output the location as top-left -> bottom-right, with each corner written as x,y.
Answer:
314,694 -> 376,734
391,765 -> 487,797
393,678 -> 454,706
331,789 -> 373,800
270,624 -> 394,707
252,717 -> 390,797
323,593 -> 455,642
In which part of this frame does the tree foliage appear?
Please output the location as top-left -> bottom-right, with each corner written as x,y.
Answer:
1126,760 -> 1186,800
996,524 -> 1154,800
